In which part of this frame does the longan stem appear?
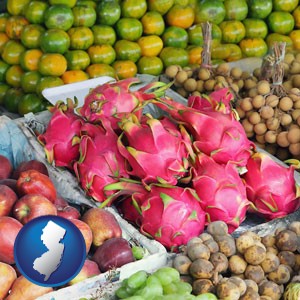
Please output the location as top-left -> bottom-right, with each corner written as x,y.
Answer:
201,22 -> 212,72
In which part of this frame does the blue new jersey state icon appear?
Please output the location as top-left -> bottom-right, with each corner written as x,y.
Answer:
14,215 -> 86,287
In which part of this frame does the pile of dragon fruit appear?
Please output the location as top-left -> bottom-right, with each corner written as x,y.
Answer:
38,77 -> 300,251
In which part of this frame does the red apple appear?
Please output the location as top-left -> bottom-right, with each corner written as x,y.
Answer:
57,205 -> 81,220
0,179 -> 18,194
0,216 -> 23,264
12,159 -> 49,179
70,218 -> 93,254
68,259 -> 101,285
53,196 -> 69,208
16,170 -> 57,203
5,275 -> 53,300
0,155 -> 13,180
12,194 -> 57,224
0,184 -> 18,217
81,208 -> 122,248
0,262 -> 17,299
92,237 -> 135,272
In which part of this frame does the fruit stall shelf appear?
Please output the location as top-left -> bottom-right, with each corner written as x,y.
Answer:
2,73 -> 299,299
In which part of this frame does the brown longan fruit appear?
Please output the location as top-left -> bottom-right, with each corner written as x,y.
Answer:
260,106 -> 274,119
175,70 -> 189,85
244,78 -> 257,90
290,60 -> 300,74
287,127 -> 300,144
257,80 -> 271,95
196,80 -> 204,92
253,67 -> 261,78
248,111 -> 261,124
183,78 -> 197,92
297,115 -> 300,126
283,80 -> 293,91
279,96 -> 294,111
248,87 -> 258,98
291,103 -> 300,117
280,113 -> 293,127
176,87 -> 189,98
242,119 -> 254,132
294,99 -> 300,109
230,67 -> 243,79
266,117 -> 280,130
284,52 -> 295,64
288,88 -> 300,101
236,106 -> 246,119
255,134 -> 265,144
265,94 -> 279,107
198,67 -> 211,81
239,97 -> 253,112
215,62 -> 230,75
254,122 -> 267,135
165,65 -> 181,78
204,79 -> 216,91
264,130 -> 277,144
289,142 -> 300,156
277,131 -> 290,147
292,74 -> 300,88
252,95 -> 265,109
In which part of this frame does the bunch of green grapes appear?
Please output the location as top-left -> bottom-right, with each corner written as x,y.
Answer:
115,267 -> 218,300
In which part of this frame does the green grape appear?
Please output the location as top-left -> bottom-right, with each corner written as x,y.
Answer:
127,270 -> 148,290
175,280 -> 193,295
156,295 -> 188,300
195,293 -> 218,300
131,246 -> 145,260
162,282 -> 178,295
115,286 -> 131,299
152,267 -> 180,286
134,280 -> 163,299
146,274 -> 162,286
123,296 -> 145,300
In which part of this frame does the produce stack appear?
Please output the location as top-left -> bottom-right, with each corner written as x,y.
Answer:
1,0 -> 300,116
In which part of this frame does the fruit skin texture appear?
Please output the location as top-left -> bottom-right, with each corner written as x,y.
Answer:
68,258 -> 101,285
81,207 -> 122,248
16,170 -> 57,203
0,154 -> 13,180
0,216 -> 23,264
38,98 -> 84,169
0,262 -> 17,299
12,159 -> 49,179
92,237 -> 135,272
242,152 -> 300,220
192,153 -> 250,233
0,184 -> 18,217
5,275 -> 53,300
69,218 -> 93,254
12,194 -> 57,224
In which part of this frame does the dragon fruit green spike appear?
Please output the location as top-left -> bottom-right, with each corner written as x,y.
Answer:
77,77 -> 170,130
38,98 -> 84,169
137,184 -> 206,251
242,151 -> 300,220
73,118 -> 129,204
192,153 -> 251,233
152,96 -> 255,167
117,114 -> 193,185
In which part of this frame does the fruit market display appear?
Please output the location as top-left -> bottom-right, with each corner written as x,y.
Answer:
2,0 -> 300,115
36,77 -> 300,254
0,154 -> 147,299
110,220 -> 300,300
163,45 -> 300,161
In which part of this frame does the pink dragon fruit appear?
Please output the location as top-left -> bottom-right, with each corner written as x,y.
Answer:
38,98 -> 84,169
242,151 -> 300,220
77,77 -> 169,130
117,114 -> 193,185
73,117 -> 129,204
138,184 -> 206,251
188,88 -> 234,114
152,93 -> 254,167
192,153 -> 251,233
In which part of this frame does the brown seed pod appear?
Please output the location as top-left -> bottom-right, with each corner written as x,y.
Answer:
192,278 -> 215,295
244,265 -> 265,284
244,245 -> 267,265
267,264 -> 291,284
172,254 -> 192,275
210,252 -> 229,273
260,251 -> 280,273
